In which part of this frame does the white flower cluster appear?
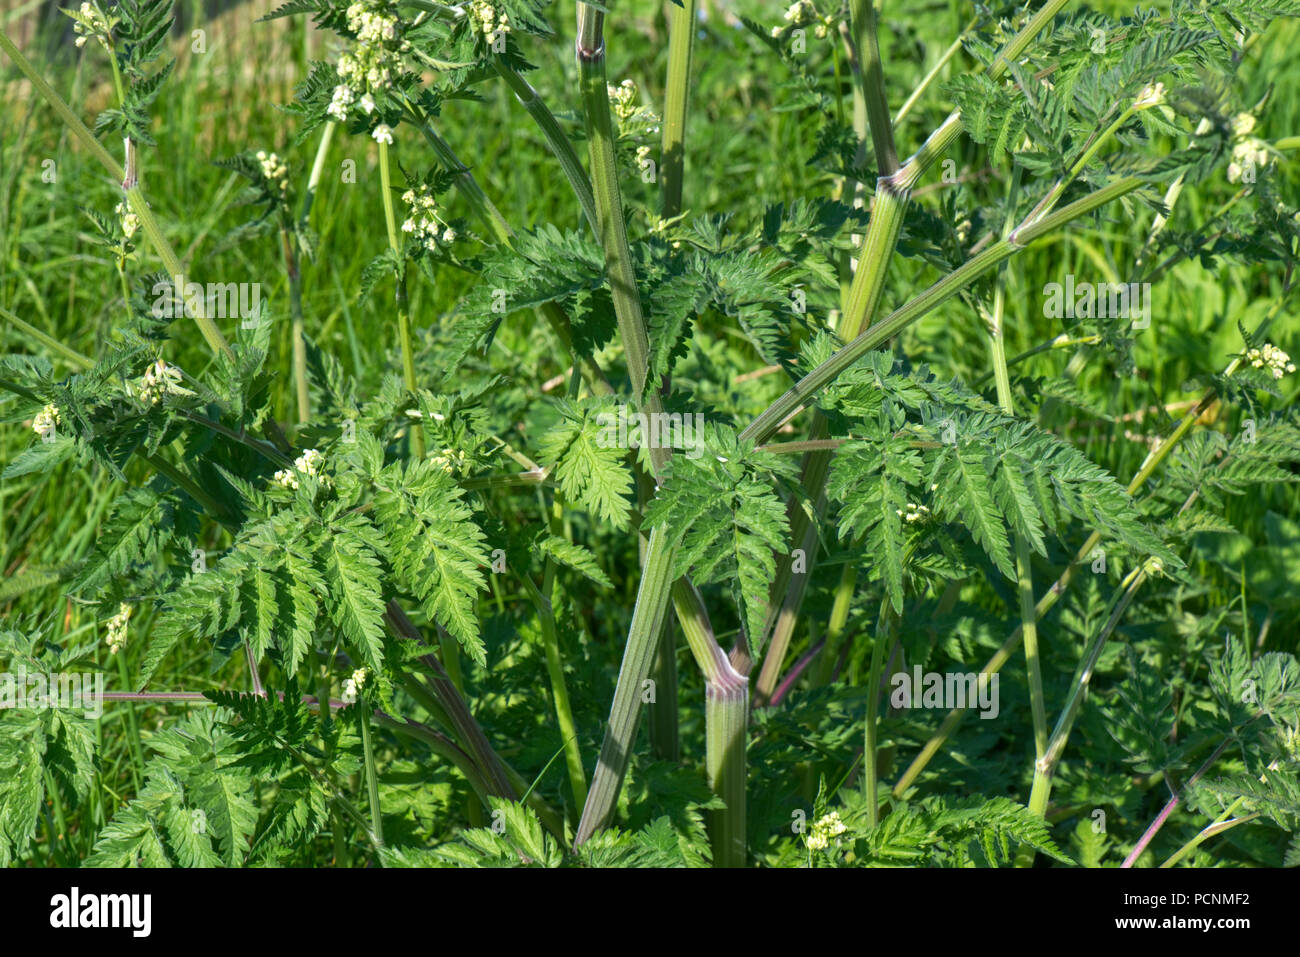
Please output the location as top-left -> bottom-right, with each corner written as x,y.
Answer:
469,1 -> 510,45
430,447 -> 465,474
33,403 -> 61,440
805,811 -> 848,851
72,2 -> 112,50
608,79 -> 639,121
274,448 -> 329,490
895,502 -> 931,524
114,200 -> 140,241
1132,82 -> 1165,111
328,1 -> 410,122
372,123 -> 394,145
606,79 -> 661,137
1228,137 -> 1272,184
1246,342 -> 1295,379
256,150 -> 289,195
343,667 -> 369,701
1225,111 -> 1271,184
772,1 -> 831,37
401,185 -> 456,252
106,602 -> 131,655
138,359 -> 194,405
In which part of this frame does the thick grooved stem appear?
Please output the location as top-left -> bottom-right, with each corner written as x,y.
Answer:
706,666 -> 749,868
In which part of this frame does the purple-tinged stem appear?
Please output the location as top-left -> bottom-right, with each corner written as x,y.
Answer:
768,641 -> 825,708
1121,738 -> 1231,868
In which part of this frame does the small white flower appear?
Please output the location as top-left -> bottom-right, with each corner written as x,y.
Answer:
806,810 -> 848,852
106,602 -> 132,655
1228,137 -> 1271,183
430,448 -> 464,474
904,503 -> 931,524
256,151 -> 289,194
138,359 -> 194,405
372,123 -> 394,145
328,84 -> 355,122
1245,342 -> 1293,379
114,200 -> 140,240
32,403 -> 61,440
1232,112 -> 1256,138
1133,82 -> 1166,111
275,448 -> 330,489
72,1 -> 112,51
359,93 -> 376,114
400,184 -> 451,253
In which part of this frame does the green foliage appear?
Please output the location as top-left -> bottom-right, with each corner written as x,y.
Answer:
4,0 -> 1300,871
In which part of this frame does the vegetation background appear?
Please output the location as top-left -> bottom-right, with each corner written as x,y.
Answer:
1,0 -> 1298,868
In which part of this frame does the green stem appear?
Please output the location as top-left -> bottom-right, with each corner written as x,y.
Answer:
659,0 -> 696,219
574,523 -> 676,846
648,620 -> 680,761
1027,566 -> 1147,823
849,0 -> 898,175
752,2 -> 1074,690
0,28 -> 124,179
573,0 -> 737,846
0,305 -> 94,367
894,18 -> 975,125
1160,797 -> 1254,868
522,575 -> 589,812
576,3 -> 663,432
706,664 -> 748,867
358,701 -> 385,851
114,651 -> 145,793
862,599 -> 893,827
383,602 -> 567,841
377,140 -> 423,460
143,452 -> 232,523
493,60 -> 599,234
286,120 -> 335,426
892,296 -> 1288,796
0,29 -> 235,360
984,169 -> 1048,770
281,225 -> 309,425
740,176 -> 1144,446
835,0 -> 1071,336
971,333 -> 1101,387
813,562 -> 857,687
